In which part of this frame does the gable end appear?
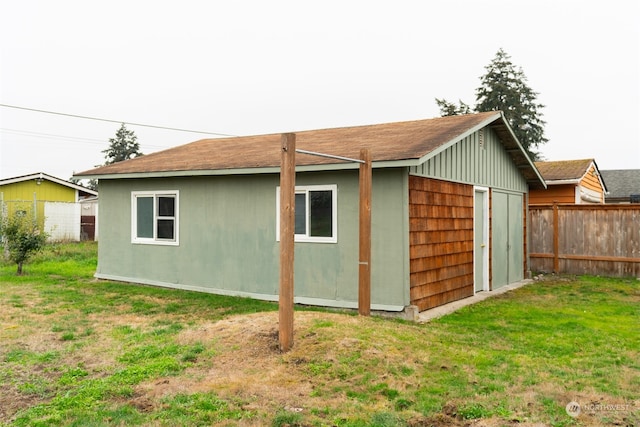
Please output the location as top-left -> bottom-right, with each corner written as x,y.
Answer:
410,127 -> 527,192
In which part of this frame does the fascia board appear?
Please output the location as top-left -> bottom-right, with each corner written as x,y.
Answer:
75,160 -> 418,180
413,111 -> 545,189
44,174 -> 99,195
0,173 -> 41,185
415,112 -> 502,164
579,160 -> 608,193
488,112 -> 547,188
545,179 -> 581,185
1,172 -> 98,196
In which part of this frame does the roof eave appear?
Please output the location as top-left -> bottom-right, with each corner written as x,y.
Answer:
415,112 -> 502,164
490,112 -> 546,190
589,159 -> 608,193
544,179 -> 581,186
0,172 -> 98,196
74,159 -> 418,181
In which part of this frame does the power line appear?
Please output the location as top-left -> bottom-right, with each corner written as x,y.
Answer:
0,103 -> 237,137
0,128 -> 168,149
1,128 -> 106,143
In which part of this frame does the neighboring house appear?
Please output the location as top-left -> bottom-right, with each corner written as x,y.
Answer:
0,172 -> 98,241
76,111 -> 545,313
599,169 -> 640,204
529,159 -> 607,204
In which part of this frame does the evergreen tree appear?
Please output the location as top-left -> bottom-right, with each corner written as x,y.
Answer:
475,48 -> 547,160
435,98 -> 472,116
435,48 -> 547,160
102,123 -> 143,165
69,176 -> 98,191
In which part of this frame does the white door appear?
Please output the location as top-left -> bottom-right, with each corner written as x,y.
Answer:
474,189 -> 488,292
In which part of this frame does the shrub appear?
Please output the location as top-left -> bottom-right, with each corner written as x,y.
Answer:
1,209 -> 48,275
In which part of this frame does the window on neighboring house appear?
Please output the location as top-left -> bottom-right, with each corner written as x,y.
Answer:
276,184 -> 337,243
131,191 -> 179,245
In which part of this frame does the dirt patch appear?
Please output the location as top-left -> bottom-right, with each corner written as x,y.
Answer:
407,408 -> 548,427
139,311 -> 335,412
0,391 -> 42,424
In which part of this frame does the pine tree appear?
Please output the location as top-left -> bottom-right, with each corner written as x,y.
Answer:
435,98 -> 472,116
102,123 -> 143,165
69,176 -> 98,191
435,48 -> 547,160
474,48 -> 547,160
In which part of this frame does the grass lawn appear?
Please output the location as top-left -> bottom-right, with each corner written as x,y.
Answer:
0,242 -> 638,426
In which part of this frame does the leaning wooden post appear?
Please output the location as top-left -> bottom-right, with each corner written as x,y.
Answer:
279,133 -> 296,351
552,202 -> 559,274
358,148 -> 372,316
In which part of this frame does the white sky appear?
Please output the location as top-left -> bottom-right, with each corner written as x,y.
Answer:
1,0 -> 638,181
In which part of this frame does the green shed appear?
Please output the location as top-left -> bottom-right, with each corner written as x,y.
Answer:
76,112 -> 544,313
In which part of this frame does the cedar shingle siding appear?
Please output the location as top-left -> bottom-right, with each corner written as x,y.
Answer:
409,176 -> 474,310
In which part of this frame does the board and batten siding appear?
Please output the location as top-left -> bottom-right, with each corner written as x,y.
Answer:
410,127 -> 527,193
409,176 -> 474,310
95,169 -> 410,311
491,190 -> 525,288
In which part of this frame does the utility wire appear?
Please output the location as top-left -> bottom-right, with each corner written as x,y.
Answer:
0,128 -> 168,149
1,128 -> 107,143
0,103 -> 237,137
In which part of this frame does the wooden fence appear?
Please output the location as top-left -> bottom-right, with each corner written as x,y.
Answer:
529,204 -> 640,277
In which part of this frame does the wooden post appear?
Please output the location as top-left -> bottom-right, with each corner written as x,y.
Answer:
552,202 -> 559,274
358,149 -> 372,316
279,133 -> 296,352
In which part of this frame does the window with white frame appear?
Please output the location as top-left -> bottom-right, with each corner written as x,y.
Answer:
131,191 -> 179,245
276,184 -> 337,243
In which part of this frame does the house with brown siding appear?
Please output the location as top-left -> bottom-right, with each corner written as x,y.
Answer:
76,112 -> 544,314
530,159 -> 607,204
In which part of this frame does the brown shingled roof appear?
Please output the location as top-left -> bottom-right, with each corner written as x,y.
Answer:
76,112 -> 544,189
534,159 -> 595,182
77,112 -> 500,175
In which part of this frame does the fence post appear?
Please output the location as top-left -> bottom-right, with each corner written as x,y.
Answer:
553,202 -> 559,273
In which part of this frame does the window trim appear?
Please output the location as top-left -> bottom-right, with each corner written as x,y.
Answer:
131,190 -> 179,246
276,184 -> 338,243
